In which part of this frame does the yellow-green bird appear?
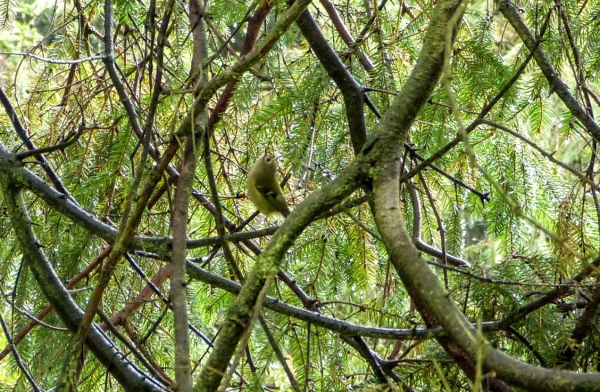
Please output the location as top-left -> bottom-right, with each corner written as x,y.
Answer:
246,151 -> 290,218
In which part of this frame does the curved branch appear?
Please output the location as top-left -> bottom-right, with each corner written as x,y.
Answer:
185,261 -> 491,340
370,1 -> 600,389
296,8 -> 368,153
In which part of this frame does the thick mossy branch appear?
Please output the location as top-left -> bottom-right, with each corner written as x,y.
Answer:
370,0 -> 600,391
194,0 -> 468,389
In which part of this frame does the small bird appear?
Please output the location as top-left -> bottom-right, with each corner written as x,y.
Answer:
246,151 -> 290,218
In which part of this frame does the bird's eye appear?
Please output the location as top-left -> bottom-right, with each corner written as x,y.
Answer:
266,157 -> 271,162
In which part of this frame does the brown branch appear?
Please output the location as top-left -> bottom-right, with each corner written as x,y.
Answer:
207,2 -> 272,132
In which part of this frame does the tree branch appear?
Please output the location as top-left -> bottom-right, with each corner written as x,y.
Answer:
296,8 -> 368,153
495,0 -> 600,143
0,150 -> 164,391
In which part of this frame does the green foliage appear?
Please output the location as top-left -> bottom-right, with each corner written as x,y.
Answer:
2,0 -> 600,391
